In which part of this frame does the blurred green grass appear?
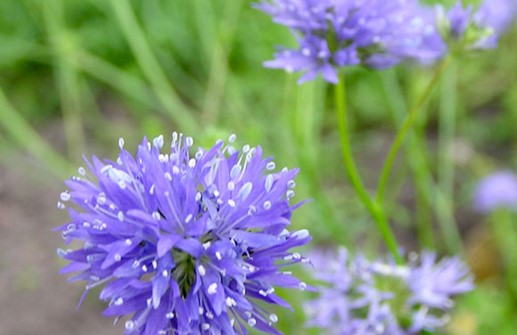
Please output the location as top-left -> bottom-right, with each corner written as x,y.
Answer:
0,0 -> 517,334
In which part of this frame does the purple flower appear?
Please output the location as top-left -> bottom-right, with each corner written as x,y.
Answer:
56,133 -> 311,335
473,170 -> 517,213
256,0 -> 444,84
405,252 -> 474,331
436,0 -> 517,50
474,0 -> 517,48
305,248 -> 473,334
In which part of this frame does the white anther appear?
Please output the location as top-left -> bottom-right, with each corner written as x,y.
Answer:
97,192 -> 107,205
60,192 -> 71,202
125,320 -> 135,330
118,138 -> 125,149
153,135 -> 164,148
228,199 -> 236,207
238,182 -> 253,200
265,174 -> 274,193
230,164 -> 242,179
225,297 -> 237,307
293,229 -> 309,239
266,162 -> 276,170
198,265 -> 206,276
228,134 -> 237,143
227,181 -> 235,191
185,136 -> 194,147
263,201 -> 271,210
185,214 -> 193,223
207,283 -> 218,295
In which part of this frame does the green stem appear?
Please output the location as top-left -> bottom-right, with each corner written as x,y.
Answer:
0,88 -> 72,177
491,210 -> 517,305
436,59 -> 463,252
380,70 -> 435,248
377,55 -> 452,203
201,0 -> 243,124
41,0 -> 85,158
110,0 -> 198,132
335,73 -> 402,263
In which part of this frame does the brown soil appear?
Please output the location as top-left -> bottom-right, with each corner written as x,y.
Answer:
0,154 -> 120,335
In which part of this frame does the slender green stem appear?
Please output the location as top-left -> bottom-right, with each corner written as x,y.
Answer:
0,88 -> 73,177
376,55 -> 452,203
491,210 -> 517,305
41,0 -> 85,158
201,0 -> 243,124
436,59 -> 463,252
335,73 -> 402,263
110,0 -> 198,132
380,70 -> 435,248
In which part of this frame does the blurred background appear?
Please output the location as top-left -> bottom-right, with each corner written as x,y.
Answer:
0,0 -> 516,334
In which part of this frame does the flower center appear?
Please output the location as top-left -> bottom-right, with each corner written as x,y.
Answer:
171,249 -> 197,298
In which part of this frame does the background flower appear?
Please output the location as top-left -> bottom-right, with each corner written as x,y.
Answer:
473,170 -> 517,213
305,247 -> 473,334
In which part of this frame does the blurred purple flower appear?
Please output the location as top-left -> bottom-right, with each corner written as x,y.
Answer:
474,171 -> 517,213
56,133 -> 311,335
436,0 -> 517,49
305,248 -> 473,334
255,0 -> 444,84
474,0 -> 517,48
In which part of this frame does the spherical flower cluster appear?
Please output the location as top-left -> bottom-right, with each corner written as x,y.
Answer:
56,133 -> 311,335
305,248 -> 473,334
473,170 -> 517,213
257,0 -> 517,83
255,0 -> 444,83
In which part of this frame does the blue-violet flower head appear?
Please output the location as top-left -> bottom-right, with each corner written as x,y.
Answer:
473,170 -> 517,213
305,248 -> 473,334
56,133 -> 311,335
255,0 -> 444,84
